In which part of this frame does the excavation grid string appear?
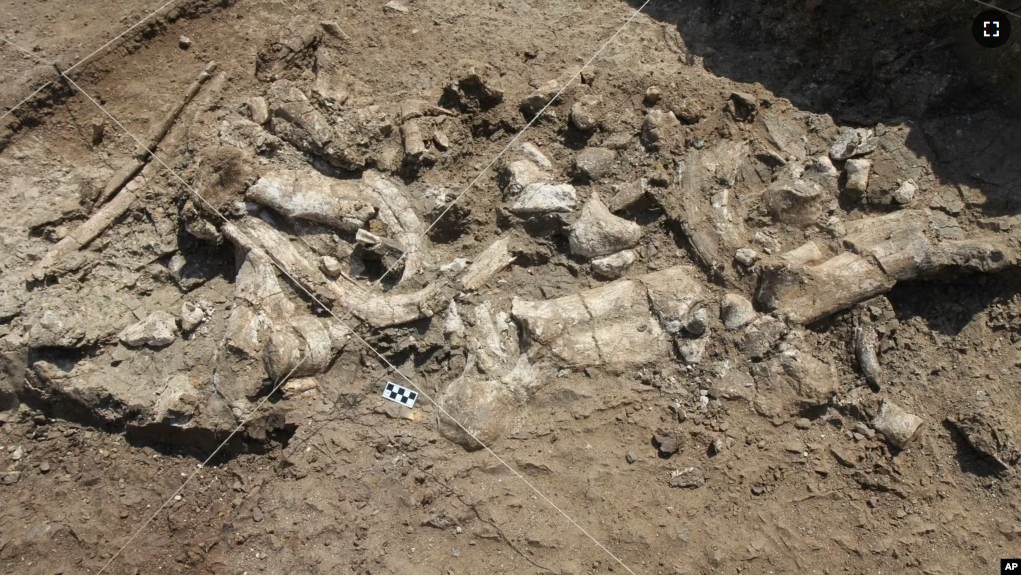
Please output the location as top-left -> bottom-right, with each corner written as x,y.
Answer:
0,0 -> 183,122
68,72 -> 629,575
38,2 -> 650,573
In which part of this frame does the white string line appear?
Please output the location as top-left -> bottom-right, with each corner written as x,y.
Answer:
0,81 -> 56,123
66,0 -> 183,74
0,0 -> 183,122
0,35 -> 57,123
971,0 -> 1022,17
63,1 -> 650,570
63,64 -> 637,573
96,353 -> 311,575
0,34 -> 49,63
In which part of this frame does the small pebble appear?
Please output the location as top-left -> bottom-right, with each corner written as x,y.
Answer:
39,461 -> 50,473
751,483 -> 765,495
179,36 -> 192,49
893,180 -> 917,204
644,86 -> 662,105
794,418 -> 812,430
625,452 -> 637,464
709,439 -> 724,456
734,248 -> 759,266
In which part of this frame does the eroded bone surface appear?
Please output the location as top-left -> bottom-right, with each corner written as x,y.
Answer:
759,209 -> 1018,324
247,169 -> 375,232
512,266 -> 706,367
568,195 -> 642,258
438,301 -> 539,450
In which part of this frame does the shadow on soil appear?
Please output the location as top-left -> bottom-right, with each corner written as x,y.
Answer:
626,0 -> 1021,216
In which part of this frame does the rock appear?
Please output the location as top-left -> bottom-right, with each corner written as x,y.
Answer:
442,62 -> 504,112
721,294 -> 756,330
38,461 -> 50,473
319,20 -> 349,40
753,350 -> 839,411
643,85 -> 662,105
830,445 -> 858,467
853,422 -> 875,439
683,308 -> 709,336
871,400 -> 923,449
118,312 -> 178,348
568,196 -> 642,258
12,446 -> 23,460
433,130 -> 450,151
795,417 -> 811,430
180,301 -> 206,332
762,178 -> 825,227
608,181 -> 646,213
709,438 -> 724,455
625,451 -> 637,464
591,250 -> 637,279
1,471 -> 19,485
569,96 -> 601,131
320,255 -> 343,278
734,248 -> 759,266
311,77 -> 348,109
499,160 -> 548,198
520,142 -> 552,170
677,337 -> 707,364
738,316 -> 786,359
893,180 -> 917,204
179,36 -> 192,49
844,159 -> 871,193
641,109 -> 670,149
669,467 -> 705,489
642,266 -> 707,337
750,483 -> 765,495
727,92 -> 758,122
654,431 -> 681,457
509,183 -> 577,215
804,156 -> 839,192
829,128 -> 877,161
383,0 -> 409,13
519,80 -> 560,119
246,97 -> 269,125
572,147 -> 616,181
947,413 -> 1020,470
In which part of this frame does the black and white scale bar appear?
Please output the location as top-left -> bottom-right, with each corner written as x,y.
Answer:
382,381 -> 418,409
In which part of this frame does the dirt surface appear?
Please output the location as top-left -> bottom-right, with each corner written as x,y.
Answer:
1,0 -> 1020,574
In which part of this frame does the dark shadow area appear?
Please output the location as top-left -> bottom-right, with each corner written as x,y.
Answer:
887,267 -> 1018,336
942,420 -> 1008,478
627,0 -> 1021,216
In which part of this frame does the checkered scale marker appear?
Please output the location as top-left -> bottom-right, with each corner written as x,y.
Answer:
382,381 -> 418,408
